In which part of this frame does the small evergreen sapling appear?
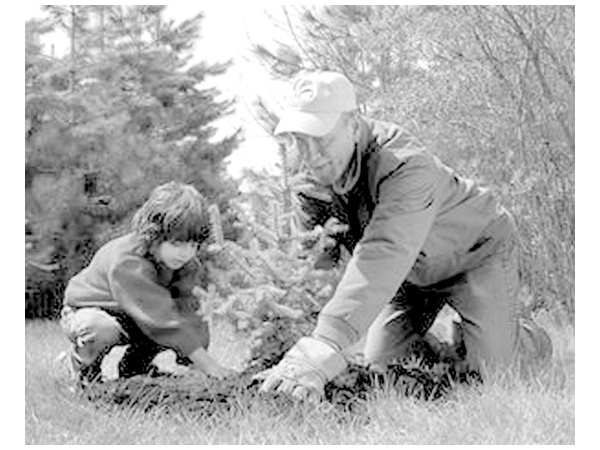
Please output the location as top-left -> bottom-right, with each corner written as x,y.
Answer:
198,200 -> 347,371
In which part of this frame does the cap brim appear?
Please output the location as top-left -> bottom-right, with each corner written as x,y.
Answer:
274,110 -> 340,137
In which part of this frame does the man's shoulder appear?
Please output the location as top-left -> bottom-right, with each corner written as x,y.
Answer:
366,142 -> 436,189
364,118 -> 431,169
365,118 -> 421,152
375,145 -> 432,167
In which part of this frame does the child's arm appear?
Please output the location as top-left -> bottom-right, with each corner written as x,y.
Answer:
188,346 -> 237,379
110,257 -> 236,378
110,257 -> 208,357
170,260 -> 205,314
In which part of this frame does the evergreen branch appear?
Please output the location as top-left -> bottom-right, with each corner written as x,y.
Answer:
25,259 -> 60,272
252,250 -> 289,287
222,242 -> 259,281
267,302 -> 304,320
208,203 -> 225,246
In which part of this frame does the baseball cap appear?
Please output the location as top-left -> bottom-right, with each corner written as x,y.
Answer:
274,71 -> 357,137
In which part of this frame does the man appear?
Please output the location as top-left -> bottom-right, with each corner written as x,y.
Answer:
259,71 -> 552,403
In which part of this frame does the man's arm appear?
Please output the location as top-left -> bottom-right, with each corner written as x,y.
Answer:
313,153 -> 440,349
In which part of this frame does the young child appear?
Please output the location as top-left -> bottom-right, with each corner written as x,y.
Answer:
60,181 -> 234,386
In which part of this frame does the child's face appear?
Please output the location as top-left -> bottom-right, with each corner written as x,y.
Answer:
155,241 -> 198,270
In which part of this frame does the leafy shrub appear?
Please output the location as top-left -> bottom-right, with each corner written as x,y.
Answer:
25,264 -> 63,319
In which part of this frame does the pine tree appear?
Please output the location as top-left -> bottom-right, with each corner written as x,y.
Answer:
197,190 -> 347,371
25,5 -> 240,317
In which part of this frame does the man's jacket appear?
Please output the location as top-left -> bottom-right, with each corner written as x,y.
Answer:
302,119 -> 513,350
64,233 -> 208,357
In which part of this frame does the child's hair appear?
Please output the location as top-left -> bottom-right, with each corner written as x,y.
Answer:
131,182 -> 210,245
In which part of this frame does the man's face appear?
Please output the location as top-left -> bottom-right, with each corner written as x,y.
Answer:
155,241 -> 198,270
283,116 -> 356,185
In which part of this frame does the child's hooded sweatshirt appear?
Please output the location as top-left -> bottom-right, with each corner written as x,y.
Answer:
64,233 -> 207,357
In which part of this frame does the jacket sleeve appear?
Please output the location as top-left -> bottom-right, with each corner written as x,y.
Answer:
313,154 -> 439,349
170,260 -> 204,315
108,256 -> 206,356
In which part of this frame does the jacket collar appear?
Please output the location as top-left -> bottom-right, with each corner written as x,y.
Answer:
296,118 -> 414,196
332,117 -> 407,195
361,117 -> 411,152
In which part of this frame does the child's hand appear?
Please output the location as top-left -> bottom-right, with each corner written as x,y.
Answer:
188,346 -> 238,380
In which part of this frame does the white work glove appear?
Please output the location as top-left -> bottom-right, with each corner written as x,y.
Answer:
257,336 -> 348,403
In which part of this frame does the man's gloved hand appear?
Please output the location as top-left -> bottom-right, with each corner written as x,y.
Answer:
256,336 -> 347,403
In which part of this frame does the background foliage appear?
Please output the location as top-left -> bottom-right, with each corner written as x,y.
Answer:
25,6 -> 240,317
25,5 -> 574,328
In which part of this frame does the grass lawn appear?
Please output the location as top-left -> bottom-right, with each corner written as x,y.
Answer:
25,315 -> 574,445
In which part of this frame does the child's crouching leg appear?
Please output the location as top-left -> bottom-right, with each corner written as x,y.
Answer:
118,340 -> 164,378
60,306 -> 124,385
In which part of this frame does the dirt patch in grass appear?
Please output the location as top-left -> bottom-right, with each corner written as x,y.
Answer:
80,359 -> 481,417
